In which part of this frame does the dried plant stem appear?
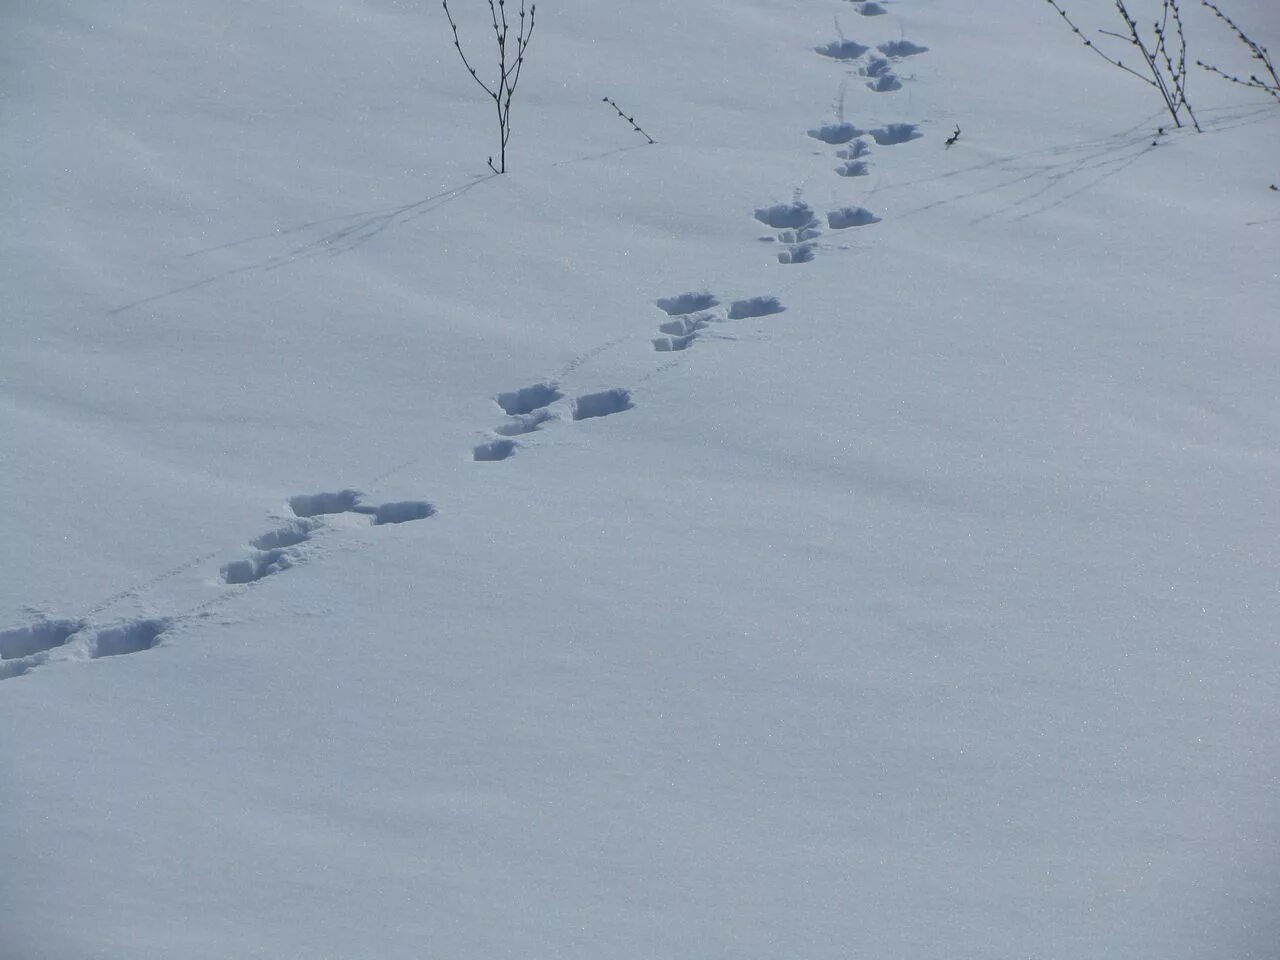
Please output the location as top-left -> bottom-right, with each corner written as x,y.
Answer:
602,97 -> 656,144
1196,0 -> 1279,103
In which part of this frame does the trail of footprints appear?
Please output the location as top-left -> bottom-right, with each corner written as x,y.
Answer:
4,0 -> 927,683
650,293 -> 786,352
760,2 -> 929,261
471,384 -> 636,461
2,490 -> 435,680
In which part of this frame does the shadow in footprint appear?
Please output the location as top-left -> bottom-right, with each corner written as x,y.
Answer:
250,520 -> 314,551
289,490 -> 361,518
494,409 -> 554,436
0,618 -> 86,660
90,619 -> 169,659
867,75 -> 902,92
870,123 -> 923,145
660,315 -> 711,337
755,202 -> 819,230
728,296 -> 786,320
222,519 -> 319,584
655,292 -> 718,315
222,549 -> 299,584
837,160 -> 871,177
828,206 -> 882,228
369,501 -> 436,525
496,383 -> 563,416
474,439 -> 517,462
807,122 -> 863,145
493,382 -> 562,435
816,39 -> 870,60
573,389 -> 633,420
778,245 -> 816,264
653,333 -> 698,352
861,57 -> 893,77
879,40 -> 929,58
290,491 -> 435,525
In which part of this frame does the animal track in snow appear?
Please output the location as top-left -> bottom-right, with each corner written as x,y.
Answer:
853,1 -> 887,14
652,311 -> 714,352
858,57 -> 903,90
878,40 -> 929,58
861,57 -> 893,77
495,383 -> 564,416
655,292 -> 718,315
221,550 -> 300,585
837,160 -> 871,177
807,122 -> 864,145
251,521 -> 314,550
728,296 -> 786,320
288,490 -> 362,517
828,206 -> 882,229
221,519 -> 319,584
493,409 -> 554,436
867,74 -> 903,92
659,315 -> 711,337
778,245 -> 815,264
491,382 -> 563,435
653,333 -> 698,352
572,389 -> 633,421
473,438 -> 517,461
816,39 -> 870,60
5,492 -> 432,680
755,201 -> 821,264
364,501 -> 437,525
870,123 -> 923,145
839,140 -> 872,159
755,201 -> 820,230
0,618 -> 86,660
651,294 -> 720,353
288,490 -> 435,525
1,616 -> 172,679
90,619 -> 170,659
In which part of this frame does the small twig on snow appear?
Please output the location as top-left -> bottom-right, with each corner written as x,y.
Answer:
602,97 -> 656,144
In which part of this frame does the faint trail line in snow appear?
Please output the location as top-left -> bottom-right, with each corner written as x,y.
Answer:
1195,103 -> 1280,135
876,113 -> 1163,196
107,177 -> 494,316
551,144 -> 649,167
1003,143 -> 1156,223
182,177 -> 495,260
82,551 -> 223,618
106,261 -> 275,317
366,456 -> 426,486
1246,216 -> 1280,227
885,128 -> 1157,223
274,179 -> 492,260
556,335 -> 631,379
636,354 -> 692,385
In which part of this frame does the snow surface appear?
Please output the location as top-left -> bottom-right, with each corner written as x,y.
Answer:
3,0 -> 1279,956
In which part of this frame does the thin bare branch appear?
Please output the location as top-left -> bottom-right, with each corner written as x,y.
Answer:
603,97 -> 656,144
443,1 -> 499,99
1197,0 -> 1280,103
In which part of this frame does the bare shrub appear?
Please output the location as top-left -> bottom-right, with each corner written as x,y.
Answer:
442,0 -> 536,173
1045,0 -> 1200,130
1196,0 -> 1279,103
